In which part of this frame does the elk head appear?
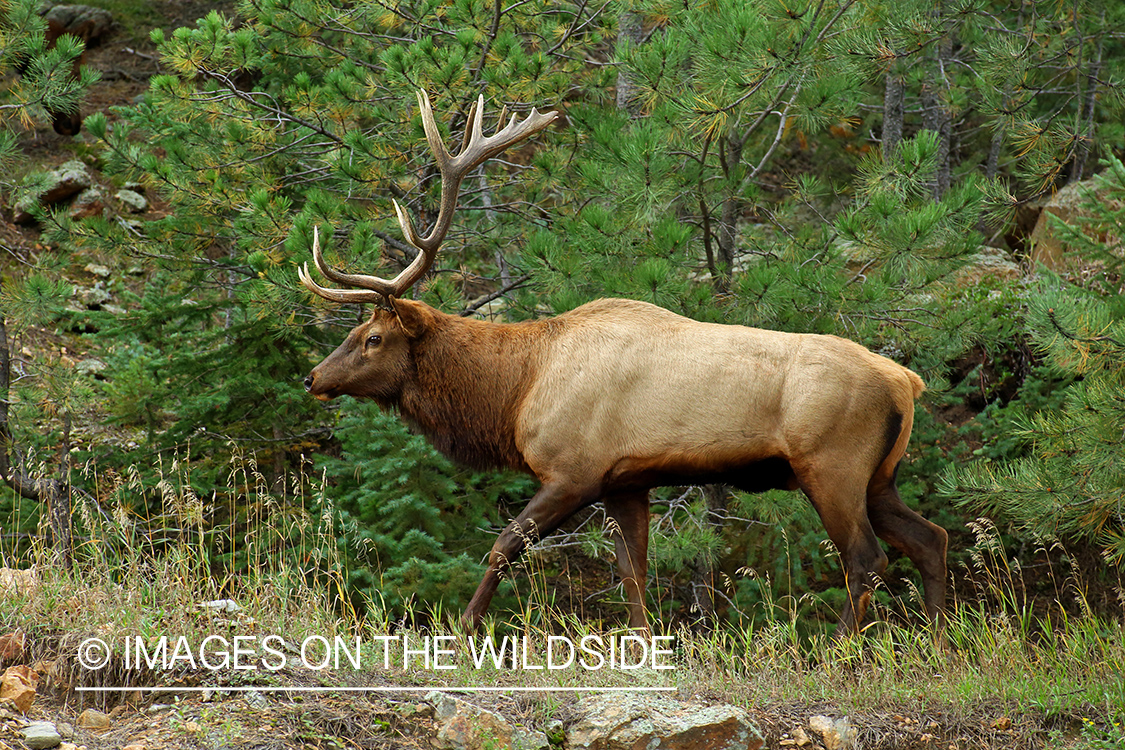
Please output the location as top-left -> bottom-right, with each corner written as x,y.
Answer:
300,91 -> 557,401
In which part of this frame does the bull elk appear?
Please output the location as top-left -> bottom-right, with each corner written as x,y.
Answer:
300,91 -> 948,635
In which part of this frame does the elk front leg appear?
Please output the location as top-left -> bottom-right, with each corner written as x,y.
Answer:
461,481 -> 592,633
605,490 -> 651,632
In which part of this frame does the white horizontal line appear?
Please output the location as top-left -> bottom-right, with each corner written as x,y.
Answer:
76,685 -> 675,693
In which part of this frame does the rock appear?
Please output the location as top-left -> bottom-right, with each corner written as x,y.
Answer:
56,722 -> 74,740
43,161 -> 93,202
199,598 -> 241,614
0,631 -> 27,660
115,189 -> 148,212
42,4 -> 115,45
68,187 -> 105,220
567,694 -> 763,750
0,567 -> 40,597
396,701 -> 434,719
809,715 -> 855,750
780,726 -> 812,747
78,282 -> 111,308
76,358 -> 107,377
544,719 -> 564,745
244,690 -> 268,709
22,721 -> 62,749
952,246 -> 1022,287
76,709 -> 110,729
426,691 -> 548,750
83,263 -> 111,277
1029,174 -> 1123,269
13,161 -> 93,223
122,744 -> 146,750
0,665 -> 39,713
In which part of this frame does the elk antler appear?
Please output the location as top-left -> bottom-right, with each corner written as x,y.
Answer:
300,90 -> 558,302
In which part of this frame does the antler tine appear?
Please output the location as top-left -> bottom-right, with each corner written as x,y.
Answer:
418,89 -> 453,171
299,225 -> 390,303
459,94 -> 480,155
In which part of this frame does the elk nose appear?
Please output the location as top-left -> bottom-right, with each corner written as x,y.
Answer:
303,373 -> 315,392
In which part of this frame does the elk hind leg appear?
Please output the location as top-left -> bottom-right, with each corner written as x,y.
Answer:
605,490 -> 651,632
801,472 -> 888,636
867,468 -> 948,627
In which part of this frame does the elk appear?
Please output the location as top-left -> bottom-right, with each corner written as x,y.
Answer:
300,91 -> 948,635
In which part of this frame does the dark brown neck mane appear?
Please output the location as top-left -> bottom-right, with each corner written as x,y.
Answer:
397,310 -> 546,472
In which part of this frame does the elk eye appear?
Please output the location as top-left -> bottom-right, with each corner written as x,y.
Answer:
365,334 -> 382,348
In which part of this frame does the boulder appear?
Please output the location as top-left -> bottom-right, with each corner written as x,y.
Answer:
22,722 -> 62,750
567,694 -> 763,750
1029,174 -> 1124,269
68,186 -> 105,220
951,246 -> 1023,287
809,714 -> 855,750
115,189 -> 148,212
0,631 -> 27,660
42,4 -> 115,45
76,708 -> 110,729
0,567 -> 39,597
426,691 -> 548,750
13,161 -> 93,223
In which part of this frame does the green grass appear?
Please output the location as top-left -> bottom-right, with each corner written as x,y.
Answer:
0,454 -> 1122,749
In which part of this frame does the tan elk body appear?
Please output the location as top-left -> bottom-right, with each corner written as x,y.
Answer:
302,92 -> 948,634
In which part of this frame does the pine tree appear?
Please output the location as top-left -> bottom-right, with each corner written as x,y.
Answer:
942,156 -> 1125,564
0,0 -> 100,567
48,0 -> 607,608
32,0 -> 1125,621
0,0 -> 97,156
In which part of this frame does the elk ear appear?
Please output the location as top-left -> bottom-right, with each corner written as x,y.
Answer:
389,297 -> 431,339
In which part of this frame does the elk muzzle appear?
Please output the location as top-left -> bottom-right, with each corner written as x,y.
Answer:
303,371 -> 333,401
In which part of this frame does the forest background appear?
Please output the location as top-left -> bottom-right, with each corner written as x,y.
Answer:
0,0 -> 1123,660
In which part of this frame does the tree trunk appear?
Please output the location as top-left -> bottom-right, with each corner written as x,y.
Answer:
921,4 -> 953,200
882,67 -> 905,161
690,483 -> 729,623
1069,12 -> 1104,182
713,134 -> 746,292
615,11 -> 644,116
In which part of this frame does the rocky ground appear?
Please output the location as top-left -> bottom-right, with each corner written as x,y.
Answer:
0,658 -> 1037,750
